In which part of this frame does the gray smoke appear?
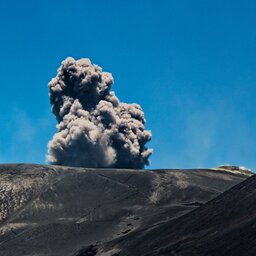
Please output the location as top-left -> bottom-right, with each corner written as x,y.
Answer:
47,57 -> 152,168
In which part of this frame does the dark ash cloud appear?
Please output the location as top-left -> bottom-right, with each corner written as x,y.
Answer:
47,57 -> 152,168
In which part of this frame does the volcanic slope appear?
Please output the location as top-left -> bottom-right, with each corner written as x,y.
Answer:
0,164 -> 248,256
100,173 -> 256,256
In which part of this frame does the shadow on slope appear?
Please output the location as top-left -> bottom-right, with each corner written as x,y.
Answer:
101,174 -> 256,256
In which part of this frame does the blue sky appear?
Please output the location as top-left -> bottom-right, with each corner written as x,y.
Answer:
0,0 -> 256,170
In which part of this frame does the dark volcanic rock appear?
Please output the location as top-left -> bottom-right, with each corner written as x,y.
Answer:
0,164 -> 247,256
74,245 -> 98,256
101,174 -> 256,256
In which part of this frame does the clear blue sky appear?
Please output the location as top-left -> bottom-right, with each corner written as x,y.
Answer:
0,0 -> 256,170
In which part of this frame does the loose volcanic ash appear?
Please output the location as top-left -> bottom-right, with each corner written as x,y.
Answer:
47,57 -> 152,169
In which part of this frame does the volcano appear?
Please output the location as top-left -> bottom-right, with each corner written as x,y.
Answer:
0,164 -> 251,256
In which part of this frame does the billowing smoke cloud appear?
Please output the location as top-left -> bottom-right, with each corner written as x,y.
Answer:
47,57 -> 152,169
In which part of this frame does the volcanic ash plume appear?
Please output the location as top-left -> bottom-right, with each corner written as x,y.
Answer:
47,57 -> 152,168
